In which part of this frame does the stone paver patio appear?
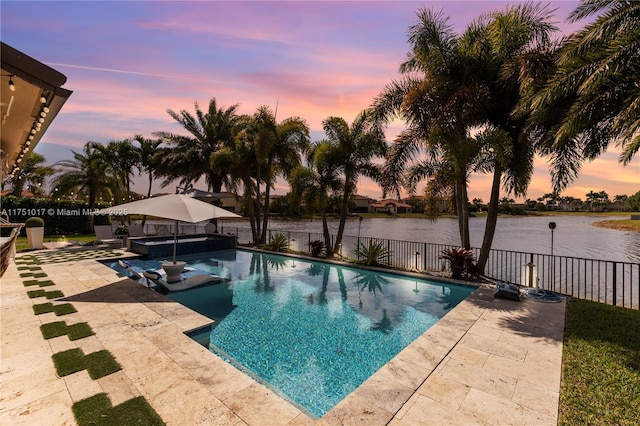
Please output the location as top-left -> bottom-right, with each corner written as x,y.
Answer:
0,248 -> 566,425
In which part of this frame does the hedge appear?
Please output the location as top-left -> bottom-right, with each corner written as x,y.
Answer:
0,196 -> 111,235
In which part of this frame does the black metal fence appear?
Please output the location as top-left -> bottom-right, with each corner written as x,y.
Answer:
223,226 -> 640,310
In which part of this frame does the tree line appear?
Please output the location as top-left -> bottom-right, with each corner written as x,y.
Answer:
2,1 -> 638,275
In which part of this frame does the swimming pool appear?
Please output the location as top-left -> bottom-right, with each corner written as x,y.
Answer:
110,249 -> 476,418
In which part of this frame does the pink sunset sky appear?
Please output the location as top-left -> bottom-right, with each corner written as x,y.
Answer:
2,1 -> 638,201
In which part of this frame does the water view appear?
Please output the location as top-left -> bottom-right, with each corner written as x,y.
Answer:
221,215 -> 640,263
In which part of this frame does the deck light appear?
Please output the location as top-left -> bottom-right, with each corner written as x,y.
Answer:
8,76 -> 15,91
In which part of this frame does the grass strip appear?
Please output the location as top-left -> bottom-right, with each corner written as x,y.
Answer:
52,348 -> 86,376
27,290 -> 64,299
19,272 -> 47,278
27,289 -> 46,298
45,290 -> 64,299
73,393 -> 165,426
33,302 -> 77,316
85,350 -> 121,379
40,321 -> 69,339
52,348 -> 121,379
559,299 -> 640,426
67,323 -> 95,340
23,279 -> 55,287
17,266 -> 41,271
42,321 -> 94,340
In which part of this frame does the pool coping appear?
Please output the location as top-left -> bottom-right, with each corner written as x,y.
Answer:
0,248 -> 565,425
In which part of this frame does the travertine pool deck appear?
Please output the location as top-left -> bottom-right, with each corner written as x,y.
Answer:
1,248 -> 566,425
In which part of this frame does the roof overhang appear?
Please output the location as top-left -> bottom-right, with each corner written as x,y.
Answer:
1,42 -> 72,180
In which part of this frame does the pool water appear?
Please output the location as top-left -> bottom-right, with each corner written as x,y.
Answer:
110,249 -> 475,418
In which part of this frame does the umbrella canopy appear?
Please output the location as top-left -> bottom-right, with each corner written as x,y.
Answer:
95,194 -> 240,222
95,194 -> 241,263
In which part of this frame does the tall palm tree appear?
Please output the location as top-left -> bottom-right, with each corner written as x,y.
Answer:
5,153 -> 54,197
89,140 -> 139,204
290,140 -> 343,253
132,135 -> 162,198
247,105 -> 310,244
373,5 -> 557,273
154,98 -> 242,192
210,135 -> 260,241
323,110 -> 386,256
528,0 -> 640,190
51,144 -> 115,230
371,8 -> 489,249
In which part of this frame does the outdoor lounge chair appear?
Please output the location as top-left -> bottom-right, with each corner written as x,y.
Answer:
127,224 -> 147,237
117,259 -> 144,280
94,225 -> 123,248
142,269 -> 226,292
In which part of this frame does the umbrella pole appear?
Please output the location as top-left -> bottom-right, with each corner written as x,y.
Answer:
173,220 -> 178,263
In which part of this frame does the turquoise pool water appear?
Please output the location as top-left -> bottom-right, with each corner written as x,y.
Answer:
109,249 -> 475,418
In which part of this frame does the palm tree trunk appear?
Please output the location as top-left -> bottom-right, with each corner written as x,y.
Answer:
476,164 -> 502,274
333,179 -> 353,256
322,210 -> 332,254
260,162 -> 273,244
455,178 -> 471,249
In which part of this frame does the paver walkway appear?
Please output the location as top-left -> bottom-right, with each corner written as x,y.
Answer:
1,249 -> 566,425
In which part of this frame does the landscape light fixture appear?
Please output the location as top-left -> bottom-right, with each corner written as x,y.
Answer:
40,94 -> 47,103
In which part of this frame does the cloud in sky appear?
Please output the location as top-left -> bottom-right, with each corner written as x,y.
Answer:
2,1 -> 638,199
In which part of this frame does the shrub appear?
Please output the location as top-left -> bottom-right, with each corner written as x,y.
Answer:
113,225 -> 128,236
354,240 -> 392,266
440,247 -> 474,279
310,240 -> 325,257
25,217 -> 44,228
264,233 -> 289,252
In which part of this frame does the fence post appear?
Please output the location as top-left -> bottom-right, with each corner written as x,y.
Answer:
612,262 -> 617,306
423,243 -> 427,272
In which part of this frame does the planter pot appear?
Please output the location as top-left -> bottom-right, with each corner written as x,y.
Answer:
26,227 -> 44,249
450,262 -> 464,279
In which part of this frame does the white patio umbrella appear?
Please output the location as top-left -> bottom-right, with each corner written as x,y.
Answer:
95,194 -> 241,263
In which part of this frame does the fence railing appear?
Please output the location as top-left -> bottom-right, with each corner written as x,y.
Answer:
222,226 -> 640,310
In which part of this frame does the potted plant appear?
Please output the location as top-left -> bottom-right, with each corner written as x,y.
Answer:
440,247 -> 474,279
25,217 -> 45,249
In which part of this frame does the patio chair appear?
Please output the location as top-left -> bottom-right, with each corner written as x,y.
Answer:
94,225 -> 123,248
127,223 -> 146,237
142,269 -> 226,292
117,259 -> 144,280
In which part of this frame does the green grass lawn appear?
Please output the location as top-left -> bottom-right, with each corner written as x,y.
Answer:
560,299 -> 640,425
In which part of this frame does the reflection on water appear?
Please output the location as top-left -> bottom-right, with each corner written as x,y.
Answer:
223,216 -> 640,262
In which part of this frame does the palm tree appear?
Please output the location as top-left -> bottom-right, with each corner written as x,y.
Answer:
210,134 -> 260,241
5,153 -> 54,197
132,134 -> 162,198
372,5 -> 557,273
89,140 -> 139,204
154,98 -> 242,192
51,144 -> 115,230
246,105 -> 310,244
528,0 -> 640,190
371,8 -> 489,250
290,140 -> 343,253
322,110 -> 386,256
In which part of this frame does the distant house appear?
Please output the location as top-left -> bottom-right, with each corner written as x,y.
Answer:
369,199 -> 413,214
352,194 -> 376,213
